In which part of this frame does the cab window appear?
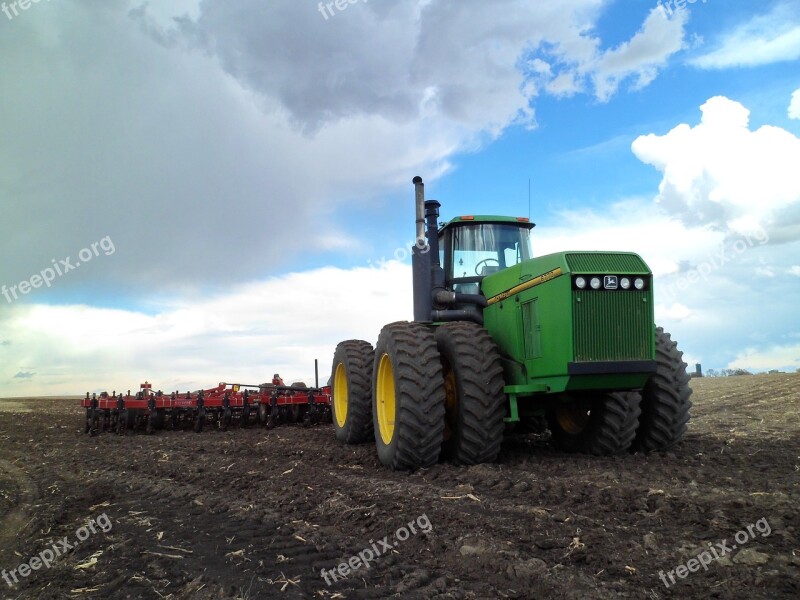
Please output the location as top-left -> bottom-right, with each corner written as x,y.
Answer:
447,223 -> 532,284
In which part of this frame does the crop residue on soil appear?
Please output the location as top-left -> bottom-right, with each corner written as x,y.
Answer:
0,374 -> 798,599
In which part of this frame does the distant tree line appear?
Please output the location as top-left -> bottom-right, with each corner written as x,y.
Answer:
705,368 -> 753,377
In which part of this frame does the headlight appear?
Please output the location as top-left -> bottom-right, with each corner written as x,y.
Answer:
634,277 -> 645,290
575,276 -> 587,289
590,277 -> 601,290
620,277 -> 631,290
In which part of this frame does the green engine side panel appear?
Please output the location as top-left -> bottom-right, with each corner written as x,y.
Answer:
481,251 -> 655,396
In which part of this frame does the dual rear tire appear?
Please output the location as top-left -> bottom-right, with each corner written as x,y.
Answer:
331,321 -> 505,470
435,323 -> 505,465
372,322 -> 446,471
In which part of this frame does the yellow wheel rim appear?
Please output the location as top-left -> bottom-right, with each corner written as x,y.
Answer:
556,402 -> 591,434
333,363 -> 348,428
376,353 -> 396,445
443,366 -> 457,441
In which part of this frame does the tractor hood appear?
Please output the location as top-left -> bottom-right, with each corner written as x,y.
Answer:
480,251 -> 652,305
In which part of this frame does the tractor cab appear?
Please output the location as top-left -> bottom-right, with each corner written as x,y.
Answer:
438,217 -> 535,295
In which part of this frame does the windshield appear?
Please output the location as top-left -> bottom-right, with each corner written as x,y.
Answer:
448,223 -> 533,281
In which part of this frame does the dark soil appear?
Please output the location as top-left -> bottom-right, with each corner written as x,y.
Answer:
0,373 -> 798,599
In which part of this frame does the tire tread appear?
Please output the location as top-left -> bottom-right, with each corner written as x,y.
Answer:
374,322 -> 446,471
332,340 -> 375,444
435,322 -> 506,465
633,327 -> 693,452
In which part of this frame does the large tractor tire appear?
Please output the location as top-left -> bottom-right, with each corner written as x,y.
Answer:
373,322 -> 446,471
548,392 -> 641,455
331,340 -> 375,444
633,327 -> 692,452
434,322 -> 506,465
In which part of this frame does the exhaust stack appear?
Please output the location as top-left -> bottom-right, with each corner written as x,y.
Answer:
412,176 -> 432,323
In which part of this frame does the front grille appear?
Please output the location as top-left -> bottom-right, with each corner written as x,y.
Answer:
572,291 -> 651,361
565,253 -> 649,273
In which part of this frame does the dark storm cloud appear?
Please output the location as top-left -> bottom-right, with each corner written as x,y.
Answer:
0,0 -> 681,298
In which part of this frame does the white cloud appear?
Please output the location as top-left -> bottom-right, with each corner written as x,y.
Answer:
0,261 -> 415,396
631,96 -> 800,241
756,266 -> 776,278
624,96 -> 800,372
728,344 -> 800,372
531,6 -> 688,102
534,198 -> 724,279
788,266 -> 800,276
790,89 -> 800,120
656,303 -> 692,322
691,5 -> 800,68
546,72 -> 582,97
590,7 -> 688,101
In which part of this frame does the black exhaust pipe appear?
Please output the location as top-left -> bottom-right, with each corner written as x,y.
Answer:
412,176 -> 432,323
426,199 -> 446,306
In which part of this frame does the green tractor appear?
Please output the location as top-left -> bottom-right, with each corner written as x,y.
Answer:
331,177 -> 692,470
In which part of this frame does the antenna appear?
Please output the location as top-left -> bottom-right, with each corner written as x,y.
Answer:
528,178 -> 531,219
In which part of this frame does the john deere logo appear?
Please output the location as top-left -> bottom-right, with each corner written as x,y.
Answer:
604,275 -> 618,290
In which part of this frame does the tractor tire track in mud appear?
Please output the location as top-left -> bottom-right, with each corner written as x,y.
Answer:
0,460 -> 39,562
0,374 -> 798,599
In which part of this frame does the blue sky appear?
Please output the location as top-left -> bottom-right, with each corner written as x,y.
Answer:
1,0 -> 799,395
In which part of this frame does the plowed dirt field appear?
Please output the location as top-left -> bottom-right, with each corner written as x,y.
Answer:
1,373 -> 798,599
